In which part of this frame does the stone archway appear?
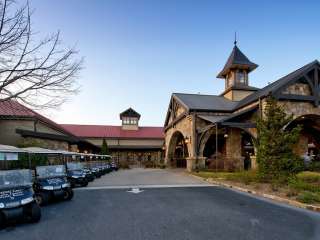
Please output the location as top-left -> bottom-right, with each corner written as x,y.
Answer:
285,114 -> 320,158
198,125 -> 257,171
166,131 -> 189,168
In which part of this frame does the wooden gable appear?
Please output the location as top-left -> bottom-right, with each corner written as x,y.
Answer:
164,96 -> 187,127
274,62 -> 320,106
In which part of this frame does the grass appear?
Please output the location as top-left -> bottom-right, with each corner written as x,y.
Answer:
289,171 -> 320,204
296,171 -> 320,183
193,170 -> 259,185
192,170 -> 320,204
296,192 -> 320,204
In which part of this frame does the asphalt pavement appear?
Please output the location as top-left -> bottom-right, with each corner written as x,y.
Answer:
88,168 -> 209,187
1,186 -> 320,240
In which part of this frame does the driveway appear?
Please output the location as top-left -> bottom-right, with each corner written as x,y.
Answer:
86,168 -> 210,188
1,169 -> 320,240
1,187 -> 319,240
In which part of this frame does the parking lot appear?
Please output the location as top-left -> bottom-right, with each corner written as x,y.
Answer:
1,169 -> 320,240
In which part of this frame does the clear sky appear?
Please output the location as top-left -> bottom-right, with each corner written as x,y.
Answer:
31,0 -> 320,126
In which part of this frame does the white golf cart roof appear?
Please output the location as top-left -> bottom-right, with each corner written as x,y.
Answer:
22,147 -> 64,155
21,147 -> 112,158
0,144 -> 27,153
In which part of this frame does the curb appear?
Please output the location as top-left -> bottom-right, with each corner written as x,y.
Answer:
190,174 -> 320,213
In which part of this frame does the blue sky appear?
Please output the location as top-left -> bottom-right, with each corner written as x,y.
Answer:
31,0 -> 320,126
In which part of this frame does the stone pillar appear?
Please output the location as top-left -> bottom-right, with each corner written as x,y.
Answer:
225,128 -> 242,171
196,157 -> 206,169
185,157 -> 206,172
250,156 -> 257,170
293,134 -> 308,157
186,157 -> 195,172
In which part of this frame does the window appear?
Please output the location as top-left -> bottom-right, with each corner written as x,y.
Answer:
123,117 -> 130,125
227,72 -> 235,87
237,70 -> 246,84
123,117 -> 138,125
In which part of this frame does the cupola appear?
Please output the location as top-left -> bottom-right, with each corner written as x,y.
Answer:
120,108 -> 140,130
217,42 -> 259,101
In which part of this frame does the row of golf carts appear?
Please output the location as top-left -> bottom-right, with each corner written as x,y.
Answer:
0,144 -> 117,229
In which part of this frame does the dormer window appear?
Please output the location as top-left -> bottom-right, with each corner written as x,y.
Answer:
120,108 -> 141,130
122,117 -> 138,125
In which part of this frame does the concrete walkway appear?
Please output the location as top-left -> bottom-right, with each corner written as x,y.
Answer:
84,168 -> 210,188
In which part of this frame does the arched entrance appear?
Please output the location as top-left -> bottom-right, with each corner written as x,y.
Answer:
286,114 -> 320,159
167,131 -> 188,168
203,133 -> 226,169
199,126 -> 256,171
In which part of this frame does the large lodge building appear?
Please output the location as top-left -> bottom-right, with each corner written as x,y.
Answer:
62,108 -> 164,165
0,43 -> 320,171
0,102 -> 164,165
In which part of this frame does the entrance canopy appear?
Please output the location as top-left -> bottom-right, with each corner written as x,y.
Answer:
198,105 -> 257,129
198,114 -> 256,128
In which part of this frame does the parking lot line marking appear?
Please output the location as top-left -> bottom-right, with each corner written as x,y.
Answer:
127,188 -> 144,194
74,184 -> 216,190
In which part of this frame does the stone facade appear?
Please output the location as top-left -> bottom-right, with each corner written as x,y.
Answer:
20,137 -> 69,151
164,47 -> 320,172
0,119 -> 72,150
111,150 -> 162,166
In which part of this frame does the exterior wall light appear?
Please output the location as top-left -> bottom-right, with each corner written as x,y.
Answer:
224,134 -> 228,138
184,136 -> 190,144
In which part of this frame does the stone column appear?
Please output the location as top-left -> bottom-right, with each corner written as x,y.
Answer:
293,134 -> 308,157
185,157 -> 207,172
225,128 -> 242,171
250,156 -> 257,169
196,157 -> 206,169
186,157 -> 195,172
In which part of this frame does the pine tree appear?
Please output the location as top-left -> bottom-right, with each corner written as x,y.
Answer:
101,138 -> 109,155
255,97 -> 303,181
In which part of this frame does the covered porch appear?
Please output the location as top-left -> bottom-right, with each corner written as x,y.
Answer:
195,110 -> 257,172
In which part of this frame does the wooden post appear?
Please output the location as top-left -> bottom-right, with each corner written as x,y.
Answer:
215,123 -> 218,172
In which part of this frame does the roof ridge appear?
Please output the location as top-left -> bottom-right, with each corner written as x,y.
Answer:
235,59 -> 319,110
173,92 -> 219,97
61,123 -> 163,128
61,123 -> 120,127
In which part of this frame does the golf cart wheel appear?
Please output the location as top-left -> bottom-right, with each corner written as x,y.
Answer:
81,181 -> 88,187
63,188 -> 74,201
29,202 -> 41,223
35,192 -> 49,206
0,212 -> 5,229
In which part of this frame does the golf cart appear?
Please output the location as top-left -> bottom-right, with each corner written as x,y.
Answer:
101,162 -> 112,174
82,165 -> 95,182
111,162 -> 119,171
33,165 -> 73,206
0,169 -> 41,228
87,162 -> 103,178
66,162 -> 88,188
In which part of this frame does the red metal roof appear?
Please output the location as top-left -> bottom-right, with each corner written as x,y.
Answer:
0,100 -> 164,140
0,100 -> 76,137
61,124 -> 164,139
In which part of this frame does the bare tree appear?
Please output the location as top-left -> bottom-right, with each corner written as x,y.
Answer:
0,0 -> 82,109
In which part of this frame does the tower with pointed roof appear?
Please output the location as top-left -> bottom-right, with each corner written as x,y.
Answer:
217,42 -> 259,101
